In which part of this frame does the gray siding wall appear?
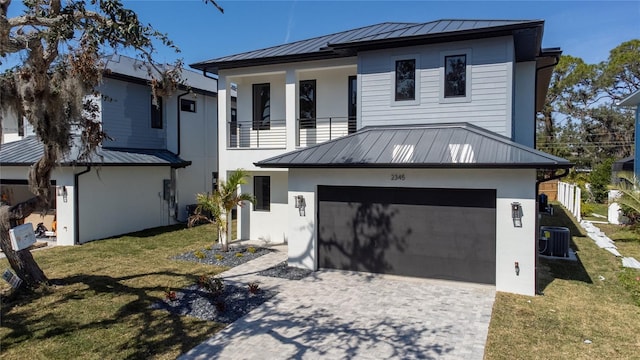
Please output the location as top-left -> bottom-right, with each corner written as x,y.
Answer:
359,36 -> 514,137
100,78 -> 166,149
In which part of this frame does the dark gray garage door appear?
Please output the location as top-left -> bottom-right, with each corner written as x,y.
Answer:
317,186 -> 496,284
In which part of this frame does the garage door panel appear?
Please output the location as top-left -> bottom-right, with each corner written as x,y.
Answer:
318,186 -> 496,284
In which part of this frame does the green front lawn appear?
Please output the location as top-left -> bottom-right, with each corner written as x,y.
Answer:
1,224 -> 225,360
485,204 -> 640,359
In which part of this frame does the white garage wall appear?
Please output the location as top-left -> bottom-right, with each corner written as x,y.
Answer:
287,168 -> 538,296
78,166 -> 175,243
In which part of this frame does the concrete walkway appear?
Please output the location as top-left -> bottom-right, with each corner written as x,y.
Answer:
180,245 -> 495,360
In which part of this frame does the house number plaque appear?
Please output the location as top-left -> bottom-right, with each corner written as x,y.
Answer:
391,174 -> 405,181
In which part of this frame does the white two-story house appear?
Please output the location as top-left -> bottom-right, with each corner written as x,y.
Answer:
190,20 -> 572,296
1,55 -> 218,245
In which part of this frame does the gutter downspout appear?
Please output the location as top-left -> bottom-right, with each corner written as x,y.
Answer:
176,91 -> 190,156
534,55 -> 561,149
534,167 -> 570,295
74,166 -> 91,245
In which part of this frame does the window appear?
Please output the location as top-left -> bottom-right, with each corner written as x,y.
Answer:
348,75 -> 357,134
395,59 -> 416,101
18,116 -> 24,137
180,99 -> 196,113
299,80 -> 316,129
254,176 -> 270,211
444,55 -> 467,98
230,108 -> 238,136
440,50 -> 471,103
151,96 -> 163,129
252,83 -> 270,130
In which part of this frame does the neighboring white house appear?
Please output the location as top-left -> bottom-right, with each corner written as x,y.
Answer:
190,20 -> 572,296
0,55 -> 218,245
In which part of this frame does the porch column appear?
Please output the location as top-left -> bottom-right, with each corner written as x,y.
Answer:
218,75 -> 228,182
285,69 -> 297,151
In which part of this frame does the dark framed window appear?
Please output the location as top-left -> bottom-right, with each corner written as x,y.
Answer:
180,99 -> 196,113
254,176 -> 271,211
18,116 -> 24,137
230,108 -> 238,136
151,96 -> 163,129
395,59 -> 416,101
444,55 -> 467,98
252,83 -> 270,130
348,75 -> 357,134
299,80 -> 316,129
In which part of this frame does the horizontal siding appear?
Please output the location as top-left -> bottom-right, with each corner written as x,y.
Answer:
359,37 -> 512,136
100,79 -> 166,149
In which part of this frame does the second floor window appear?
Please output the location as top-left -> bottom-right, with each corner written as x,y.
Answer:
299,80 -> 316,129
395,59 -> 416,101
253,83 -> 270,130
444,55 -> 467,98
151,96 -> 163,129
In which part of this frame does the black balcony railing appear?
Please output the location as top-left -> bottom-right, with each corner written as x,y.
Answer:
227,116 -> 356,149
228,118 -> 286,149
296,116 -> 354,147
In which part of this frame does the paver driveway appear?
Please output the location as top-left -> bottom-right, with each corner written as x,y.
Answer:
180,248 -> 495,360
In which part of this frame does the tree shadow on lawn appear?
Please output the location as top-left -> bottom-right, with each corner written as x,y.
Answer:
179,295 -> 457,360
1,271 -> 223,359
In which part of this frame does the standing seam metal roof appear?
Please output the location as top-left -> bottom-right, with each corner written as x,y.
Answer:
190,19 -> 543,71
254,123 -> 572,169
0,136 -> 191,167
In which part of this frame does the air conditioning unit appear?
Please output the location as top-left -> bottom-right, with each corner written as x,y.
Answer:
539,226 -> 570,257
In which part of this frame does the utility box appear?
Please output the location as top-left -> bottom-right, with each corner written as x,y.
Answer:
9,223 -> 37,251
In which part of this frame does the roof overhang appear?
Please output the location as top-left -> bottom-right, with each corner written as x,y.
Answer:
0,137 -> 191,168
535,48 -> 563,112
255,123 -> 573,170
618,90 -> 640,107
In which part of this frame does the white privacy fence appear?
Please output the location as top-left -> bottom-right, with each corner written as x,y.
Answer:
557,181 -> 581,222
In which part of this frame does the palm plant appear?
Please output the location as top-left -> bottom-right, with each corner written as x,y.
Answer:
611,171 -> 640,215
189,169 -> 254,251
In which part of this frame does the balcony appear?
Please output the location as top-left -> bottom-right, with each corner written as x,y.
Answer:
227,116 -> 356,149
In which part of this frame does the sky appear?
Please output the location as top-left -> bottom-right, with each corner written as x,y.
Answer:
117,0 -> 640,67
4,0 -> 640,68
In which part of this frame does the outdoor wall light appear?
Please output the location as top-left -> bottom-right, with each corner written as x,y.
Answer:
58,186 -> 68,203
511,202 -> 522,228
294,195 -> 306,216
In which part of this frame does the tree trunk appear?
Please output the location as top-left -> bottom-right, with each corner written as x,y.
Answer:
0,199 -> 49,288
219,211 -> 230,252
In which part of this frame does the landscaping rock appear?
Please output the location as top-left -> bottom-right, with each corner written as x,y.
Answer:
172,244 -> 273,267
257,261 -> 312,280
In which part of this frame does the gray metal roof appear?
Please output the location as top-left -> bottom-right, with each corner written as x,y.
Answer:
255,123 -> 572,169
0,136 -> 191,168
191,19 -> 545,72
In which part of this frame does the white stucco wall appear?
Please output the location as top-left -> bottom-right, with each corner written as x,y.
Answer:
286,168 -> 538,296
77,166 -> 175,243
236,171 -> 288,244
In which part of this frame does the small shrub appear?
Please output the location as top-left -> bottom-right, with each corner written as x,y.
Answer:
164,288 -> 177,302
194,250 -> 206,260
205,245 -> 213,251
235,252 -> 244,258
581,202 -> 596,217
247,246 -> 257,254
197,275 -> 209,289
214,254 -> 224,261
248,282 -> 260,294
205,277 -> 225,296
